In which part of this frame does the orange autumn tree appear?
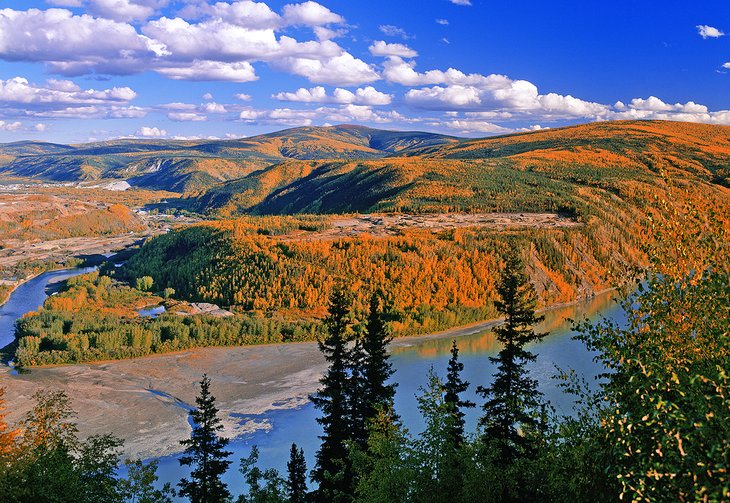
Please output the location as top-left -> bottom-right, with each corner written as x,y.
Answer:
0,387 -> 20,460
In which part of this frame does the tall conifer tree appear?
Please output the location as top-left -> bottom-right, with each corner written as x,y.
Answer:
178,374 -> 232,503
286,443 -> 307,503
311,288 -> 354,502
477,250 -> 547,465
444,340 -> 475,446
349,292 -> 398,451
361,293 -> 397,419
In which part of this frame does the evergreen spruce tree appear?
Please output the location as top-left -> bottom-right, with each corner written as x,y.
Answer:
311,288 -> 355,502
178,374 -> 233,503
348,292 -> 398,452
443,340 -> 475,446
477,250 -> 548,466
286,443 -> 307,503
361,293 -> 397,420
347,336 -> 369,450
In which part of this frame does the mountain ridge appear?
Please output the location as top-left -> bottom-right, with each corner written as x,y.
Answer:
0,125 -> 459,192
186,120 -> 730,215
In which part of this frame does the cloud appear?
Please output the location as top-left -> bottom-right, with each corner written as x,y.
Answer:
273,85 -> 392,105
87,0 -> 167,23
202,92 -> 213,100
282,1 -> 344,26
109,106 -> 147,118
313,26 -> 348,41
0,120 -> 22,131
201,1 -> 281,29
136,126 -> 166,137
273,53 -> 379,86
436,19 -> 449,25
0,76 -> 136,104
0,8 -> 163,76
443,120 -> 511,134
0,4 -> 376,85
449,0 -> 472,5
382,57 -> 610,119
157,60 -> 258,82
0,76 -> 146,121
202,102 -> 227,113
45,0 -> 84,6
238,104 -> 405,126
406,81 -> 610,119
609,95 -> 730,125
234,93 -> 253,101
697,25 -> 724,39
379,24 -> 413,39
239,108 -> 264,120
407,85 -> 482,107
369,40 -> 418,58
167,111 -> 207,121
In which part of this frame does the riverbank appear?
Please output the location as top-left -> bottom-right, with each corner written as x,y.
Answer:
0,288 -> 619,459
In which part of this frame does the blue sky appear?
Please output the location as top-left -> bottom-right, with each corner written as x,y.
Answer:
0,0 -> 728,143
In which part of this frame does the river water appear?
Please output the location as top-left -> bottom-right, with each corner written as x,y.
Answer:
0,269 -> 625,498
0,267 -> 97,351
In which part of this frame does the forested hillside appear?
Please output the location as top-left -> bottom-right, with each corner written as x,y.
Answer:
0,194 -> 146,243
189,120 -> 730,215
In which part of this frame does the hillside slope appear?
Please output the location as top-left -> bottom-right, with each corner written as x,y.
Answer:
0,126 -> 456,193
190,120 -> 730,216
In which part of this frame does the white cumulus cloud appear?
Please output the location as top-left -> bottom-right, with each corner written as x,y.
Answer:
273,85 -> 392,105
167,111 -> 207,121
369,41 -> 418,58
273,53 -> 379,86
697,25 -> 724,39
282,1 -> 343,26
87,0 -> 167,23
0,120 -> 22,131
157,60 -> 258,82
136,126 -> 167,137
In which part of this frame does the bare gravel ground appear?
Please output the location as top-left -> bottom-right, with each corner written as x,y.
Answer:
282,212 -> 580,241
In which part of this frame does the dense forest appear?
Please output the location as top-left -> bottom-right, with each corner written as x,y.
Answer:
13,271 -> 323,366
14,214 -> 629,366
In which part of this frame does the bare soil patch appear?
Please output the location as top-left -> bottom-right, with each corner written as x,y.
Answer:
282,212 -> 579,241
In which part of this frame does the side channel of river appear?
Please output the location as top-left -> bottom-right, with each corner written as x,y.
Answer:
0,267 -> 97,352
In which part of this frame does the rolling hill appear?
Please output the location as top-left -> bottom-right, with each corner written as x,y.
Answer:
188,120 -> 730,216
0,125 -> 457,193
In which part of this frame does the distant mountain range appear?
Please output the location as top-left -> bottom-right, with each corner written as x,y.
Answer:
1,120 -> 728,216
0,125 -> 457,193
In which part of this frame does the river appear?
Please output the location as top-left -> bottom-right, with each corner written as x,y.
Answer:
0,267 -> 97,352
0,268 -> 625,498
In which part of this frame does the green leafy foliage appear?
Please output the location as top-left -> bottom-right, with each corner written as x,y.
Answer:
0,389 -> 172,503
